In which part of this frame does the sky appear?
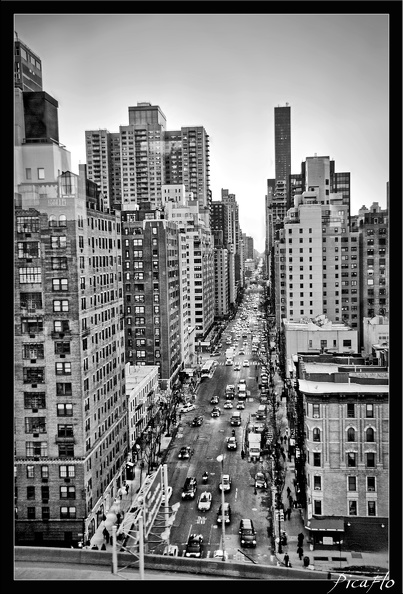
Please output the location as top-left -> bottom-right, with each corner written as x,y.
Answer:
14,12 -> 389,253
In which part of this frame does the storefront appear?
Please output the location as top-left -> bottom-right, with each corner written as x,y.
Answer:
305,516 -> 345,550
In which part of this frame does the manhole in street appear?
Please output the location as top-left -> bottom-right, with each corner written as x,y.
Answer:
351,552 -> 363,558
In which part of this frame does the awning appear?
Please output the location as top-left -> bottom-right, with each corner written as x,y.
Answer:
305,517 -> 345,532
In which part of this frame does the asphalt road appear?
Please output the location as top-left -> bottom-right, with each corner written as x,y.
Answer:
161,304 -> 273,563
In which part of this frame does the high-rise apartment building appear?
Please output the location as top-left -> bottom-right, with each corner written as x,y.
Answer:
14,167 -> 127,546
120,207 -> 182,386
274,104 -> 291,196
14,33 -> 43,92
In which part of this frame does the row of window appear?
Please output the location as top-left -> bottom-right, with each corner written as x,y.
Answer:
25,442 -> 74,457
309,403 -> 375,418
24,418 -> 74,435
25,506 -> 76,519
311,475 -> 376,492
23,363 -> 71,382
309,451 -> 376,467
26,464 -> 75,478
312,499 -> 377,517
26,485 -> 76,499
309,426 -> 375,442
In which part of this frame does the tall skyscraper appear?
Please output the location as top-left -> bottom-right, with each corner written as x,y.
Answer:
274,104 -> 291,194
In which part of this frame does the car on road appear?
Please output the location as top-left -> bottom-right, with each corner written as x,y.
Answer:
239,349 -> 245,355
254,472 -> 268,489
191,415 -> 204,427
243,360 -> 250,367
213,549 -> 228,560
236,401 -> 245,410
233,363 -> 241,371
178,446 -> 193,459
179,402 -> 196,414
182,477 -> 197,499
223,400 -> 233,409
226,436 -> 237,450
197,491 -> 212,512
239,518 -> 257,548
218,473 -> 232,492
211,350 -> 220,356
225,384 -> 235,396
211,406 -> 221,418
185,534 -> 204,558
216,502 -> 232,524
210,395 -> 220,405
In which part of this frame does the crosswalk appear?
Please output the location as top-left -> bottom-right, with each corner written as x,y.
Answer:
215,361 -> 261,367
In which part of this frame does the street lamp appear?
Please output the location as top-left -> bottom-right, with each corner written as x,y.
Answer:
216,454 -> 226,561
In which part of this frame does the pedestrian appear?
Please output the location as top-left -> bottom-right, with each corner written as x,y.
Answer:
284,435 -> 288,445
125,483 -> 129,494
241,449 -> 245,460
110,535 -> 113,546
280,435 -> 283,444
283,553 -> 290,567
297,545 -> 303,560
286,486 -> 291,497
298,532 -> 304,546
103,527 -> 110,544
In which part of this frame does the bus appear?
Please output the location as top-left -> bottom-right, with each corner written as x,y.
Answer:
200,359 -> 218,380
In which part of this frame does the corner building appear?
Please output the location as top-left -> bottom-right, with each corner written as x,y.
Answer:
14,168 -> 127,546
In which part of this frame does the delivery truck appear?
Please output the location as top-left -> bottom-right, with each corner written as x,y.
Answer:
248,431 -> 262,462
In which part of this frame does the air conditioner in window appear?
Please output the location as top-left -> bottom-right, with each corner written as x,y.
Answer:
42,478 -> 48,483
313,414 -> 319,418
31,384 -> 37,388
29,334 -> 36,339
32,408 -> 38,413
30,359 -> 36,364
33,433 -> 39,438
64,478 -> 70,483
60,354 -> 65,358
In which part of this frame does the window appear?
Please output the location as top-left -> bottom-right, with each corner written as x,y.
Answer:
366,404 -> 374,418
366,452 -> 375,467
27,507 -> 36,519
314,500 -> 322,515
19,267 -> 42,283
347,427 -> 356,442
41,466 -> 49,479
53,300 -> 69,312
54,320 -> 70,333
58,424 -> 74,437
58,444 -> 74,457
60,465 -> 75,478
365,428 -> 375,442
312,428 -> 321,442
52,278 -> 68,292
347,452 -> 356,467
51,257 -> 68,270
23,343 -> 44,359
313,453 -> 321,467
349,500 -> 357,516
313,476 -> 321,490
54,341 -> 70,355
60,506 -> 76,519
42,507 -> 50,520
27,465 -> 35,478
37,168 -> 45,180
312,404 -> 320,418
60,486 -> 76,499
25,417 -> 46,433
56,383 -> 72,395
55,362 -> 72,375
57,403 -> 73,417
347,403 -> 355,418
27,486 -> 35,500
41,486 -> 49,501
51,235 -> 67,249
367,477 -> 376,492
367,501 -> 376,516
23,367 -> 45,384
348,476 -> 357,491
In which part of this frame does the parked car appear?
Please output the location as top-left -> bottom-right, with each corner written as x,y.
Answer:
182,477 -> 197,500
210,395 -> 220,405
223,401 -> 233,409
185,534 -> 203,558
163,544 -> 179,556
216,502 -> 232,524
178,446 -> 192,459
238,379 -> 246,385
254,472 -> 267,489
191,415 -> 204,427
197,491 -> 212,512
236,401 -> 245,410
239,518 -> 257,548
211,406 -> 221,418
179,402 -> 196,414
243,360 -> 250,367
218,474 -> 232,492
227,436 -> 237,450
